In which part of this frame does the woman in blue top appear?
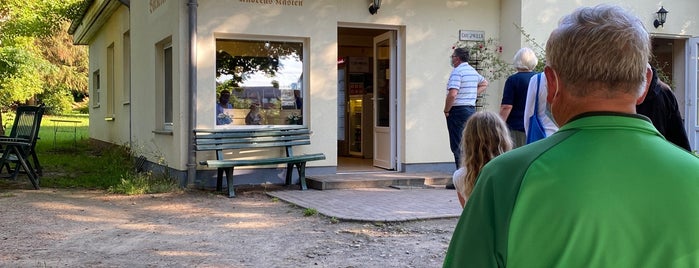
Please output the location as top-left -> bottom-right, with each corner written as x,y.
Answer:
499,47 -> 537,148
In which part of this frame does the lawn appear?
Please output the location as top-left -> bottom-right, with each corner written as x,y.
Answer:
0,112 -> 178,193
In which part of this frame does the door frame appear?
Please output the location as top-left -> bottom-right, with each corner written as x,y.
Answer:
337,23 -> 403,171
686,37 -> 699,149
373,31 -> 396,169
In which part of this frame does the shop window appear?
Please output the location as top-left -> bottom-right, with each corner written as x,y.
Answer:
215,39 -> 304,126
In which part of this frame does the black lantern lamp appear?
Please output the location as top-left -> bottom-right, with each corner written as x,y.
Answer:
654,6 -> 668,28
369,0 -> 381,15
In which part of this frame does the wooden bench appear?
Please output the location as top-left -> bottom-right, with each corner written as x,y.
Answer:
194,126 -> 326,197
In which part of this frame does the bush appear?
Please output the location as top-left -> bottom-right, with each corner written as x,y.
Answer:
107,171 -> 180,195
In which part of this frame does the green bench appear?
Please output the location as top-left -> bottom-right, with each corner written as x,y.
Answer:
194,126 -> 326,197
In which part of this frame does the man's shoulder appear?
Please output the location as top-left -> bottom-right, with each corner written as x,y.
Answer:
477,142 -> 553,186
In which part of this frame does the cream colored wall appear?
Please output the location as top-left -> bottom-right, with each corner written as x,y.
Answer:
521,1 -> 699,59
119,0 -> 699,172
128,0 -> 187,169
520,0 -> 699,127
87,6 -> 131,147
196,0 -> 504,167
196,1 -> 338,167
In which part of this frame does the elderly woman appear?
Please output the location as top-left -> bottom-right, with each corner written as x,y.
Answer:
499,47 -> 538,147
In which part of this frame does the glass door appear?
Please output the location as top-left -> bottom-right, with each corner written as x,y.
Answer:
373,31 -> 396,169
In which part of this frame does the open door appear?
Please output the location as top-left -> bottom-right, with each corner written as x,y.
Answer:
687,37 -> 699,149
373,31 -> 396,169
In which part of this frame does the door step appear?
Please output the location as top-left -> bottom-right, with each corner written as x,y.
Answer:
306,172 -> 452,190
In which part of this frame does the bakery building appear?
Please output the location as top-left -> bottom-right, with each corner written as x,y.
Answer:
69,0 -> 699,187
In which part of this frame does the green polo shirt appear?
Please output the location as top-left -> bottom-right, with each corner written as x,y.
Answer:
444,112 -> 699,267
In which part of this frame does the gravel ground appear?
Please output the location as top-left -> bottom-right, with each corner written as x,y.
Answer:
0,186 -> 458,267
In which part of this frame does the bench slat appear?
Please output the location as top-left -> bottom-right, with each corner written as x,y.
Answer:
193,127 -> 324,198
201,153 -> 326,167
194,128 -> 310,139
195,135 -> 310,146
196,140 -> 310,151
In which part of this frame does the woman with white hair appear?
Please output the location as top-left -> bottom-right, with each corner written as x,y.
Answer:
499,47 -> 538,147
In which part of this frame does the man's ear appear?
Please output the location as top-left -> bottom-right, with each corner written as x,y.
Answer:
636,66 -> 652,105
544,66 -> 557,103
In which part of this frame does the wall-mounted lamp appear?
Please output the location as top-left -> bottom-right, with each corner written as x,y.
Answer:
653,6 -> 668,28
369,0 -> 381,15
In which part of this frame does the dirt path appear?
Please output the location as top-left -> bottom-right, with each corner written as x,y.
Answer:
0,188 -> 457,267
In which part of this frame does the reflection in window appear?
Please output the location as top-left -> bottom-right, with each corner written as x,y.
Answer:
215,39 -> 304,126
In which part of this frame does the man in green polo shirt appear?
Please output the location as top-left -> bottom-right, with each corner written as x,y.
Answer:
444,4 -> 699,267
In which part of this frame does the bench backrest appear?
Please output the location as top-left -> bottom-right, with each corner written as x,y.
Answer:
194,127 -> 313,158
8,104 -> 45,155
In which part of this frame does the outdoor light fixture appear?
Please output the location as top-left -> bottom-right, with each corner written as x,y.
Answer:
369,0 -> 381,15
654,6 -> 668,28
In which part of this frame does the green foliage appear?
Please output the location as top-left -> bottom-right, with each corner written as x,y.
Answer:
303,208 -> 318,217
0,40 -> 52,104
107,171 -> 180,195
515,24 -> 546,72
30,114 -> 181,193
37,89 -> 73,115
0,0 -> 88,116
215,40 -> 302,88
453,38 -> 513,82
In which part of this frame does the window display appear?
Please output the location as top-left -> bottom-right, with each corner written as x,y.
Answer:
215,39 -> 304,126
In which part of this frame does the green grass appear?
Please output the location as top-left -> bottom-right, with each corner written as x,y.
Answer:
3,113 -> 179,194
303,208 -> 318,217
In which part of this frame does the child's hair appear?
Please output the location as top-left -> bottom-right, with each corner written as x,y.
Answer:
458,111 -> 513,198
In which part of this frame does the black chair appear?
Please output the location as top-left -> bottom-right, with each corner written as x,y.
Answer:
0,104 -> 45,189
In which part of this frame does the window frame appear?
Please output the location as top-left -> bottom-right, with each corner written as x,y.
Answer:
214,35 -> 308,128
155,37 -> 174,132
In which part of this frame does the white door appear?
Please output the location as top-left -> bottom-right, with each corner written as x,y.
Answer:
687,37 -> 699,149
373,31 -> 396,169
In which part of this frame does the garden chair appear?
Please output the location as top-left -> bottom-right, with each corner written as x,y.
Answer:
0,104 -> 45,189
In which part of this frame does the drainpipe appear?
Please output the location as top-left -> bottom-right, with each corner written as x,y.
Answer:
186,0 -> 198,187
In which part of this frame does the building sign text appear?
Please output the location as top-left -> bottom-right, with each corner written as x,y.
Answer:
459,30 -> 485,41
239,0 -> 304,6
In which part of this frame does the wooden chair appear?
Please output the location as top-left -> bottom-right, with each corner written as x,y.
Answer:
0,104 -> 45,189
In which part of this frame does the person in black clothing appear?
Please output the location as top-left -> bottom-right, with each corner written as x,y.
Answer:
636,67 -> 692,151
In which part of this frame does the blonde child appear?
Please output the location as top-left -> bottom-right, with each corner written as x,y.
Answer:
452,111 -> 513,208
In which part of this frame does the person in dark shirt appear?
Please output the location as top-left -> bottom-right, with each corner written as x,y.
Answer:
636,67 -> 691,151
499,47 -> 537,148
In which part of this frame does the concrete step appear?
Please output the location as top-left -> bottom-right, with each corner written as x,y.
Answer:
306,172 -> 452,190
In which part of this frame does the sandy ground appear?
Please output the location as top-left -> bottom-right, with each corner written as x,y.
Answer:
0,186 -> 458,267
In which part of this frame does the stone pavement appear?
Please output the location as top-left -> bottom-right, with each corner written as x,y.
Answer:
267,187 -> 463,222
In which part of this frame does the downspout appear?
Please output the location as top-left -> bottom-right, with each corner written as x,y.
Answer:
186,0 -> 198,187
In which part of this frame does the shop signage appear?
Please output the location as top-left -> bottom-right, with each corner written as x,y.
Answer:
239,0 -> 304,6
459,30 -> 485,41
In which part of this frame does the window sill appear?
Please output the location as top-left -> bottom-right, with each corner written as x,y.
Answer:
152,129 -> 173,135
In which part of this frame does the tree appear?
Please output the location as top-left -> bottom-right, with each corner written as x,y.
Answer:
36,22 -> 89,114
0,0 -> 87,120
